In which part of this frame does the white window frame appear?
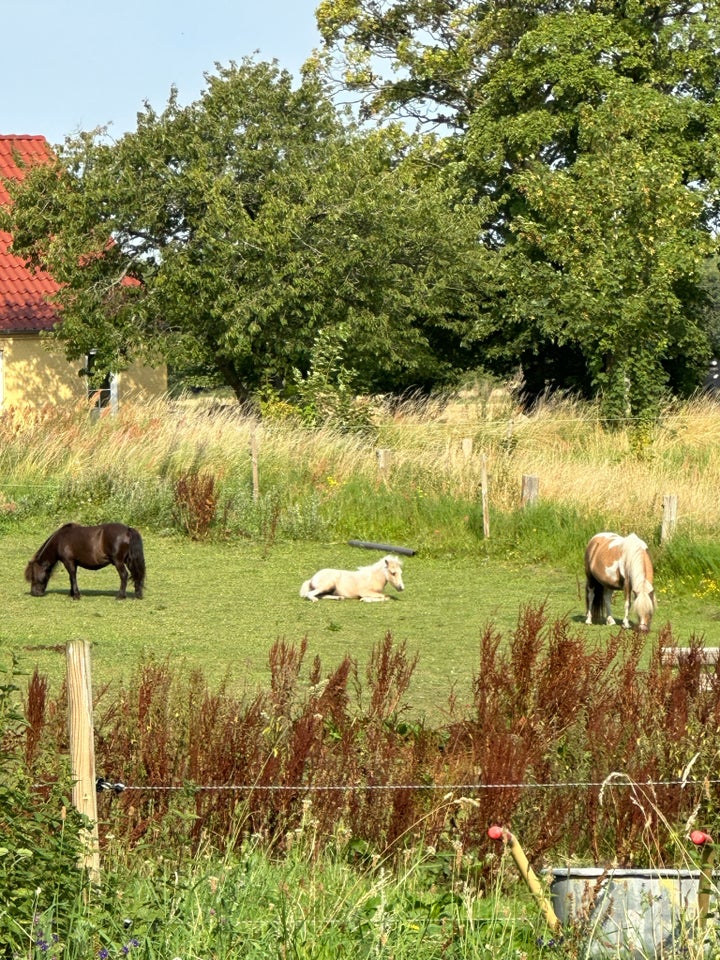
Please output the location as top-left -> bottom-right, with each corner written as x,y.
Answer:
86,350 -> 118,415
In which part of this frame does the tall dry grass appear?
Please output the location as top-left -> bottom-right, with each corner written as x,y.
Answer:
375,390 -> 720,534
1,389 -> 720,547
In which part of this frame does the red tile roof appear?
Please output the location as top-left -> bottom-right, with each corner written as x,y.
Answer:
0,135 -> 61,333
0,135 -> 52,204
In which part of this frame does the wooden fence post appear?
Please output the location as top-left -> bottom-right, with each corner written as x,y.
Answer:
376,448 -> 393,476
481,454 -> 490,538
521,474 -> 539,507
661,494 -> 678,543
66,640 -> 100,884
461,437 -> 473,460
250,422 -> 260,503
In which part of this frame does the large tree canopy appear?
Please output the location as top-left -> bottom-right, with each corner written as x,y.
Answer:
2,59 -> 490,403
316,0 -> 720,418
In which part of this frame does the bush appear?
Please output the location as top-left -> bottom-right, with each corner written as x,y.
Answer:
0,661 -> 88,957
17,611 -> 720,883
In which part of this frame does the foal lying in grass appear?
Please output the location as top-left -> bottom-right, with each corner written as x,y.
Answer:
300,555 -> 404,602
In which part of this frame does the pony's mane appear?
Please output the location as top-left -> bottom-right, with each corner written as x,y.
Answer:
29,526 -> 70,569
359,554 -> 401,572
32,532 -> 57,564
623,534 -> 651,589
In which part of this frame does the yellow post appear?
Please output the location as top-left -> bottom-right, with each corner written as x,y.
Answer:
489,825 -> 560,933
691,830 -> 716,929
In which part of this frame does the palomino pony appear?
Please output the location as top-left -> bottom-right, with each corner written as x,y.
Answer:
300,554 -> 404,602
25,522 -> 146,600
584,532 -> 655,632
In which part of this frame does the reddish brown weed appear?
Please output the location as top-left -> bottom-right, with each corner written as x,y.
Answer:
21,608 -> 720,878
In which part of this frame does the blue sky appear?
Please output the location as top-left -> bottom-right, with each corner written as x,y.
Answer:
6,0 -> 322,145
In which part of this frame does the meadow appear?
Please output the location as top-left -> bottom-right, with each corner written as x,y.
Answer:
4,387 -> 720,959
3,531 -> 720,719
3,388 -> 720,710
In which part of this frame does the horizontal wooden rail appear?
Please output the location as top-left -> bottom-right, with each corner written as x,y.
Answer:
661,647 -> 720,665
661,647 -> 719,691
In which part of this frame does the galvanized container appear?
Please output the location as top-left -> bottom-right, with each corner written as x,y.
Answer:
549,867 -> 714,958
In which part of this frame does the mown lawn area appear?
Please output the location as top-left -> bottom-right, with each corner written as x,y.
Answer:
3,524 -> 719,717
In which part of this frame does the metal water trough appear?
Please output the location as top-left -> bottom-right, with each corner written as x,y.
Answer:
488,826 -> 718,958
550,866 -> 709,958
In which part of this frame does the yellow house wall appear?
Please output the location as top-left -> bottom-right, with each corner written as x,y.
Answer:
0,334 -> 167,409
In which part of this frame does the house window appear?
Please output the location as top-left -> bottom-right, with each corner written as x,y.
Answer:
86,350 -> 118,414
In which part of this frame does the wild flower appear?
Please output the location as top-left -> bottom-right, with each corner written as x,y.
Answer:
693,576 -> 719,598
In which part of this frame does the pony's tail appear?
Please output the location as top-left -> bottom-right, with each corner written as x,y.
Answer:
586,574 -> 605,624
300,579 -> 312,598
127,528 -> 146,599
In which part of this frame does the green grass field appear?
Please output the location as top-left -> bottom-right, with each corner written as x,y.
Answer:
5,391 -> 720,959
4,523 -> 720,718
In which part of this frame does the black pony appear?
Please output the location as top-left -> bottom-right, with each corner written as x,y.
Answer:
25,522 -> 146,600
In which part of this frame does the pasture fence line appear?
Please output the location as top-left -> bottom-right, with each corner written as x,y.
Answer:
364,441 -> 679,540
70,643 -> 715,805
91,776 -> 720,794
64,641 -> 718,881
0,431 -> 682,544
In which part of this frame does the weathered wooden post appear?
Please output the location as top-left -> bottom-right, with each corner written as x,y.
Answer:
461,437 -> 473,460
481,454 -> 490,538
521,474 -> 539,507
661,494 -> 677,543
66,640 -> 100,884
250,422 -> 260,503
376,448 -> 393,476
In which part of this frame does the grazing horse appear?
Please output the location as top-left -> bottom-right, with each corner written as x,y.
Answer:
300,554 -> 404,602
25,522 -> 146,600
584,532 -> 655,632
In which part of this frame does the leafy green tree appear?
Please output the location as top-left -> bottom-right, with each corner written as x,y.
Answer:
700,256 -> 720,358
316,0 -> 720,418
475,72 -> 714,419
2,59 -> 490,404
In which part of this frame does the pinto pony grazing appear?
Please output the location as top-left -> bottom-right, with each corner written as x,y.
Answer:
25,522 -> 146,600
584,532 -> 656,633
300,554 -> 404,602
